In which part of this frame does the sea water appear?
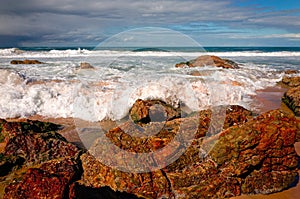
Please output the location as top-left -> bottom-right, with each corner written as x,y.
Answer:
0,47 -> 299,121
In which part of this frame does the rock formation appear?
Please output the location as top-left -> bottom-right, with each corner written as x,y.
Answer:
129,99 -> 181,124
0,119 -> 82,198
282,75 -> 300,88
281,71 -> 300,116
175,55 -> 239,69
0,100 -> 299,199
10,59 -> 44,64
79,102 -> 299,198
79,62 -> 95,69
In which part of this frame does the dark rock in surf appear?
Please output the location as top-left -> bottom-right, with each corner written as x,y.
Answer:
10,59 -> 44,64
284,70 -> 299,75
79,62 -> 95,69
175,55 -> 239,69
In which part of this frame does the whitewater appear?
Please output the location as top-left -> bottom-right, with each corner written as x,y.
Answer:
0,47 -> 298,121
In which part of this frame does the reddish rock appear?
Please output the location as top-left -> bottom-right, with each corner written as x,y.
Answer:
80,109 -> 299,199
10,59 -> 44,64
0,120 -> 79,167
129,99 -> 181,124
80,153 -> 173,199
284,70 -> 299,75
1,105 -> 298,199
79,62 -> 95,69
282,86 -> 300,116
281,75 -> 300,87
175,55 -> 239,69
0,119 -> 82,198
4,158 -> 81,199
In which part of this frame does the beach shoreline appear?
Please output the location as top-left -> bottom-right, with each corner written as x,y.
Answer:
3,82 -> 299,199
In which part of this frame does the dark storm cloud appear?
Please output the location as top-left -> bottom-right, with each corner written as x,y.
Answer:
0,0 -> 299,46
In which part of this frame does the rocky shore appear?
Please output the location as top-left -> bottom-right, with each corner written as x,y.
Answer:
0,56 -> 299,199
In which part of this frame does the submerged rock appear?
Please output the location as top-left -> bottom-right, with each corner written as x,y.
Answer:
175,55 -> 239,69
10,59 -> 44,64
284,70 -> 299,75
79,62 -> 95,69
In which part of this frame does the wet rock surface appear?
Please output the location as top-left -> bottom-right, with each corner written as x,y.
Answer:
283,86 -> 300,116
281,73 -> 300,116
129,99 -> 181,124
80,105 -> 299,198
10,59 -> 44,64
4,158 -> 81,199
79,62 -> 95,69
0,101 -> 299,198
282,75 -> 300,88
0,119 -> 82,198
175,55 -> 239,69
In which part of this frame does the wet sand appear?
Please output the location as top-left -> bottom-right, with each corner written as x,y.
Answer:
250,85 -> 288,114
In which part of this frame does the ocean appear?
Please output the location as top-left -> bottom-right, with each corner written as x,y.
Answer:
0,46 -> 299,121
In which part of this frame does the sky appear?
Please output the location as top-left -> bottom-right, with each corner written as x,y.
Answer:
0,0 -> 300,47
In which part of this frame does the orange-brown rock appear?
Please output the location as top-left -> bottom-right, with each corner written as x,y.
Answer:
4,158 -> 81,199
175,55 -> 239,69
0,119 -> 82,198
10,59 -> 44,64
79,62 -> 95,69
284,70 -> 299,75
80,104 -> 299,198
129,99 -> 181,124
282,75 -> 300,87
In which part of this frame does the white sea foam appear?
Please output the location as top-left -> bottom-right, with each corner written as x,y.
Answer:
0,63 -> 283,121
0,48 -> 294,121
1,48 -> 300,58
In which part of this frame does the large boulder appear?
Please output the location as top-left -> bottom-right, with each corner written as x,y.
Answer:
0,119 -> 82,198
175,55 -> 239,69
4,158 -> 81,199
10,59 -> 44,64
79,103 -> 299,199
